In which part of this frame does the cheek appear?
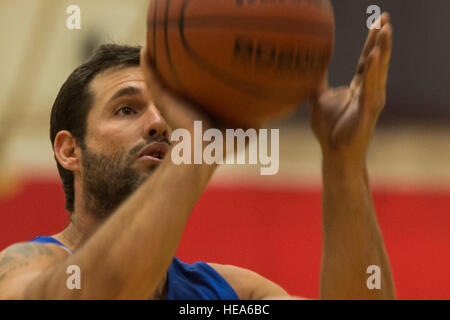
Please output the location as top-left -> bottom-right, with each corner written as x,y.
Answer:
87,121 -> 140,154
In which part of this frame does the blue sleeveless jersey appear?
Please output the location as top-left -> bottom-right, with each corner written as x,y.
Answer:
29,236 -> 239,300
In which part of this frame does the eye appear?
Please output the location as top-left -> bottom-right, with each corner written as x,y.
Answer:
116,105 -> 137,116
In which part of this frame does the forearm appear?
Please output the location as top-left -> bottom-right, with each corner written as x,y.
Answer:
25,158 -> 216,299
319,156 -> 394,299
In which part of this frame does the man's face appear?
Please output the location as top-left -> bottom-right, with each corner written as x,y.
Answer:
79,66 -> 170,218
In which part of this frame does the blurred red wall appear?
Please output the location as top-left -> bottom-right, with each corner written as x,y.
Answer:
0,177 -> 449,299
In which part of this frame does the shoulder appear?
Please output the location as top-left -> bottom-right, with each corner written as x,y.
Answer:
207,262 -> 291,300
0,241 -> 69,265
0,241 -> 69,298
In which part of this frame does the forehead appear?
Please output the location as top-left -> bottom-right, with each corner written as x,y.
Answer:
89,66 -> 147,110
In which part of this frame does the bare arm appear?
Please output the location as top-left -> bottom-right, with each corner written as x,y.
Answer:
208,263 -> 302,300
310,13 -> 395,299
209,263 -> 311,300
319,159 -> 394,299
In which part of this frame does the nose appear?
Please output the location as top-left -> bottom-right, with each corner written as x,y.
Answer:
143,102 -> 170,140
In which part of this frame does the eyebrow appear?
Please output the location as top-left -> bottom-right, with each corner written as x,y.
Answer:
107,86 -> 142,105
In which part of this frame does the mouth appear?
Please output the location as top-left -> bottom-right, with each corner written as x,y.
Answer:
138,142 -> 169,164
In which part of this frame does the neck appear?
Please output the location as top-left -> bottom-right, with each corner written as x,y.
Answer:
53,211 -> 101,252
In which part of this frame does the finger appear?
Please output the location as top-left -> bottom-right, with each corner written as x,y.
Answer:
361,47 -> 380,112
353,28 -> 378,88
140,47 -> 176,111
353,12 -> 389,86
309,73 -> 329,105
140,47 -> 180,124
140,47 -> 163,96
380,12 -> 390,27
317,73 -> 329,92
375,23 -> 393,91
364,12 -> 389,59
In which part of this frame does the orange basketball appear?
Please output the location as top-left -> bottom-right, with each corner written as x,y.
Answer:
146,0 -> 335,127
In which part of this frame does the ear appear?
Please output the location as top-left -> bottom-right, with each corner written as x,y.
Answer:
54,130 -> 80,172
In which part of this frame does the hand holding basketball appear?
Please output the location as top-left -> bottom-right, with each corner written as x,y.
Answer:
140,47 -> 240,163
140,47 -> 214,133
309,13 -> 393,161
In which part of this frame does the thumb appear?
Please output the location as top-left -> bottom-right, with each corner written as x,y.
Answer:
308,73 -> 329,105
140,47 -> 164,96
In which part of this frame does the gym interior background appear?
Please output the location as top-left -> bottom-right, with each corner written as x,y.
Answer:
0,0 -> 448,299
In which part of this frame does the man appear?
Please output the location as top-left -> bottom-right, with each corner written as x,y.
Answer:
0,14 -> 394,299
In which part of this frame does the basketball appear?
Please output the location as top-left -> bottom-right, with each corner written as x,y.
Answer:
146,0 -> 335,127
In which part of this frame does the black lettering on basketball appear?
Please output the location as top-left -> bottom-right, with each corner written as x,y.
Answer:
233,36 -> 254,64
276,46 -> 295,72
233,36 -> 330,75
294,48 -> 310,74
254,41 -> 277,67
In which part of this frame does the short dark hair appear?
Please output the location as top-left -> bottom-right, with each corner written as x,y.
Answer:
50,44 -> 141,213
